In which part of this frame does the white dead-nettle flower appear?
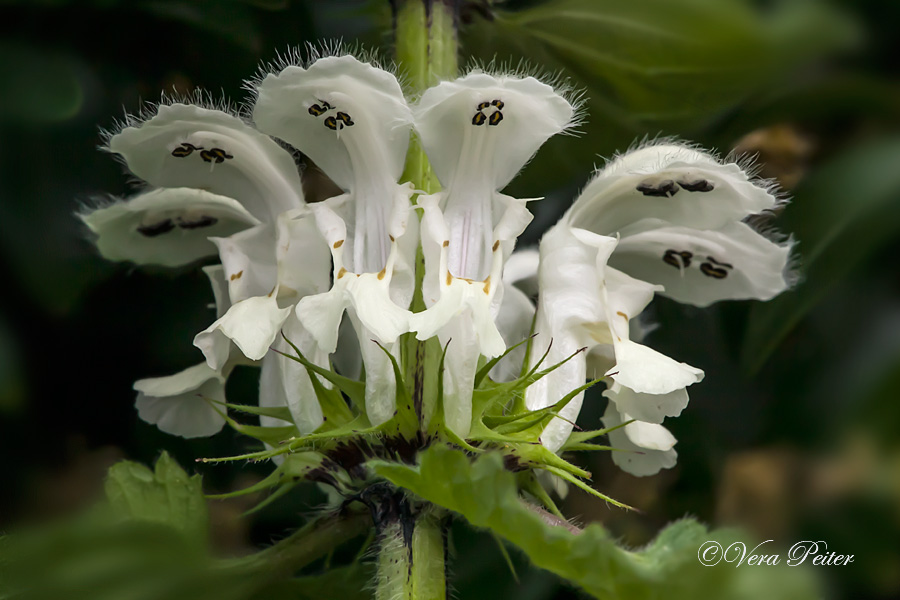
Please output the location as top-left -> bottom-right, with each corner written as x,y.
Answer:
407,71 -> 577,436
79,98 -> 332,436
522,142 -> 793,474
252,54 -> 418,426
81,50 -> 794,479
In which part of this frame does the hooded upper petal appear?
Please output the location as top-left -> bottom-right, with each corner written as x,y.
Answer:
415,71 -> 575,192
80,188 -> 260,267
564,142 -> 793,307
107,103 -> 305,222
566,143 -> 778,235
609,219 -> 792,307
253,55 -> 414,276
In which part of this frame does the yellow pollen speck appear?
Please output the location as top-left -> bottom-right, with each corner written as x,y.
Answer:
333,240 -> 344,249
230,270 -> 243,281
377,268 -> 386,280
442,240 -> 450,247
483,276 -> 491,294
616,311 -> 628,320
338,267 -> 347,279
446,272 -> 453,286
492,240 -> 500,252
389,235 -> 395,242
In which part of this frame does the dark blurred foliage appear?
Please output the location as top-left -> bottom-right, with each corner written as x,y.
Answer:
0,0 -> 899,598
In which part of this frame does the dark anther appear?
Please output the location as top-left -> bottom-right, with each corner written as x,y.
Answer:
636,180 -> 679,197
200,148 -> 234,163
171,142 -> 203,158
663,249 -> 693,269
176,215 -> 218,230
308,103 -> 327,116
137,219 -> 175,237
473,99 -> 504,127
336,111 -> 354,126
324,116 -> 338,130
700,262 -> 730,279
706,255 -> 733,269
678,179 -> 715,192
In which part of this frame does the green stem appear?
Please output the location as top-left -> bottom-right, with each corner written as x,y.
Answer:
389,3 -> 458,599
375,505 -> 447,600
396,0 -> 460,430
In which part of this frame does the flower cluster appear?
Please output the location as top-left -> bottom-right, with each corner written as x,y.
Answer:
82,49 -> 792,482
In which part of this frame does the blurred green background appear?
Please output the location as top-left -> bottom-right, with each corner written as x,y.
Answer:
1,0 -> 899,598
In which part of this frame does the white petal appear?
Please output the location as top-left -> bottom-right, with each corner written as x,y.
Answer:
260,312 -> 326,434
438,311 -> 481,438
253,55 -> 412,191
107,103 -> 304,222
411,193 -> 524,358
194,295 -> 291,368
610,220 -> 792,307
213,224 -> 278,303
603,266 -> 662,341
607,339 -> 703,396
602,404 -> 677,477
80,188 -> 259,267
202,265 -> 231,318
275,208 -> 332,302
352,315 -> 398,428
531,224 -> 618,345
415,72 -> 574,190
523,224 -> 618,451
134,363 -> 226,438
503,248 -> 540,293
567,143 -> 778,235
603,381 -> 689,424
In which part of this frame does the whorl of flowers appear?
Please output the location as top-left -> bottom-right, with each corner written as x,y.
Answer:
80,46 -> 793,502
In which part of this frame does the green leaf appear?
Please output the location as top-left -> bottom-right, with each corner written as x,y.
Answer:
104,452 -> 208,543
462,0 -> 857,194
373,445 -> 820,600
742,136 -> 900,372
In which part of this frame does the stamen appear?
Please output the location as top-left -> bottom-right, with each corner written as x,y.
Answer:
662,249 -> 693,269
171,142 -> 203,157
637,180 -> 678,197
678,179 -> 714,192
176,215 -> 218,230
137,219 -> 174,237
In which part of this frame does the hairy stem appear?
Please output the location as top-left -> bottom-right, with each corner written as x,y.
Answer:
389,3 -> 458,598
374,497 -> 447,600
396,0 -> 459,430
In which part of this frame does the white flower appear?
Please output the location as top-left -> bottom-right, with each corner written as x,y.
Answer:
408,71 -> 576,436
526,142 -> 792,470
567,142 -> 793,307
134,266 -> 233,438
83,99 -> 335,436
80,103 -> 308,268
602,403 -> 678,477
252,54 -> 417,426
